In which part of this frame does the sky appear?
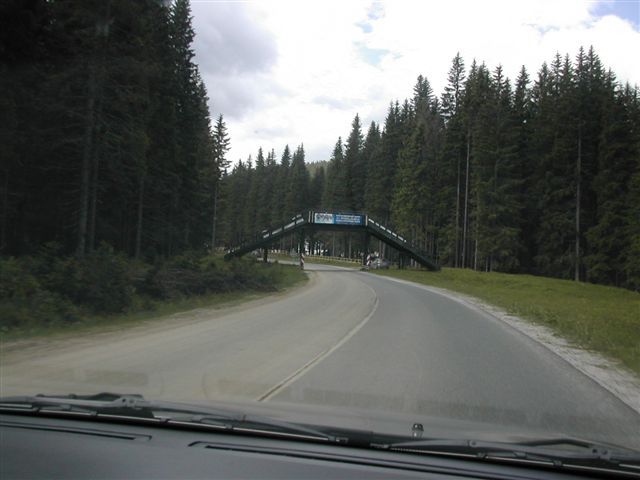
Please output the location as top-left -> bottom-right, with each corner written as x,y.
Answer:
190,0 -> 640,165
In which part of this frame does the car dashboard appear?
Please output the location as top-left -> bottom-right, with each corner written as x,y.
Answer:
1,413 -> 617,479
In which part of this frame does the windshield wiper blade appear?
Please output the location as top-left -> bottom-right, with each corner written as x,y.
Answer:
0,393 -> 337,443
0,393 -> 156,419
380,437 -> 640,476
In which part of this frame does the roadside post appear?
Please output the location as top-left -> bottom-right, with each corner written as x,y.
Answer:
298,229 -> 305,270
363,232 -> 370,267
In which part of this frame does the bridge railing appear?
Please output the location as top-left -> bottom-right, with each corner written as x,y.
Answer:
366,217 -> 438,269
366,218 -> 407,243
225,212 -> 438,270
226,213 -> 307,257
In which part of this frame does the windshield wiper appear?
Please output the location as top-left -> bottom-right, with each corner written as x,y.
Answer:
0,393 -> 338,443
379,436 -> 640,477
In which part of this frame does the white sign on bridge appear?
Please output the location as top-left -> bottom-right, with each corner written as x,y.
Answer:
313,212 -> 335,224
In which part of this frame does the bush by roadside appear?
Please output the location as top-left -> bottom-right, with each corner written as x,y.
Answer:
0,244 -> 303,333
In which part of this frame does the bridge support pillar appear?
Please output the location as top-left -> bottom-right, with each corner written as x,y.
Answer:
309,229 -> 316,255
298,229 -> 305,270
363,232 -> 370,266
298,229 -> 305,255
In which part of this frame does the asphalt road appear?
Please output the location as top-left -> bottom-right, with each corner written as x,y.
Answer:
2,264 -> 639,448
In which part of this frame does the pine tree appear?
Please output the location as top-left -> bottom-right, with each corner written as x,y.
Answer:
440,53 -> 466,266
531,57 -> 576,278
364,103 -> 402,222
263,149 -> 279,225
472,66 -> 523,272
343,114 -> 365,211
273,145 -> 292,222
210,114 -> 230,247
391,123 -> 428,239
322,138 -> 346,210
242,157 -> 257,236
586,81 -> 639,286
253,148 -> 272,230
285,145 -> 310,216
309,166 -> 326,210
514,65 -> 535,270
361,121 -> 381,210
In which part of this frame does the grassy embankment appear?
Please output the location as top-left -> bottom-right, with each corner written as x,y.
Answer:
1,249 -> 307,342
369,267 -> 640,376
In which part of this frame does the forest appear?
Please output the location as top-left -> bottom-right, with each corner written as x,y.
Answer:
1,0 -> 229,260
0,0 -> 262,328
219,50 -> 640,290
1,0 -> 640,294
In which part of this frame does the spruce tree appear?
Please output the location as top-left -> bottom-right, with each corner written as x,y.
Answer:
285,145 -> 310,216
322,138 -> 346,210
343,115 -> 365,211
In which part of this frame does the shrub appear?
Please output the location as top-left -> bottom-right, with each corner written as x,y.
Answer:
68,245 -> 134,313
1,249 -> 296,333
0,257 -> 41,299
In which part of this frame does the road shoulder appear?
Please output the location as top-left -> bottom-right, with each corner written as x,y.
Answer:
369,273 -> 640,416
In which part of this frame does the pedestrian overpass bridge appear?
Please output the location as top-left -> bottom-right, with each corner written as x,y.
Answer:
224,212 -> 439,271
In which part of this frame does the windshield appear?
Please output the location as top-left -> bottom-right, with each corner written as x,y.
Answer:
1,0 -> 640,464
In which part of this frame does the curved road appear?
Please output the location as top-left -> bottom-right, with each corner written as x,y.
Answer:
2,264 -> 639,448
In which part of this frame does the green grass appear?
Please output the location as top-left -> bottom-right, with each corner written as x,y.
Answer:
1,264 -> 307,343
372,267 -> 640,376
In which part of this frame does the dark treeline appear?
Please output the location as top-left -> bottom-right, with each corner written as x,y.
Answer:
1,0 -> 230,259
2,3 -> 639,291
220,48 -> 640,290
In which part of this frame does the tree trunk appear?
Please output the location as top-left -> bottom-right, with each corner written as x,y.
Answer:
461,131 -> 470,268
135,173 -> 145,259
88,147 -> 100,252
474,180 -> 481,271
454,155 -> 461,267
575,130 -> 582,282
0,166 -> 8,252
211,181 -> 218,250
77,4 -> 110,257
77,64 -> 97,258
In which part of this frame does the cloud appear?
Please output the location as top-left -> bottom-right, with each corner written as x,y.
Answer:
356,43 -> 391,66
366,2 -> 385,21
356,21 -> 373,34
202,71 -> 288,121
312,95 -> 364,110
191,1 -> 280,120
191,1 -> 277,76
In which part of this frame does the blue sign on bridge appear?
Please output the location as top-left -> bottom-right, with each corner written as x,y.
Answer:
335,214 -> 365,225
